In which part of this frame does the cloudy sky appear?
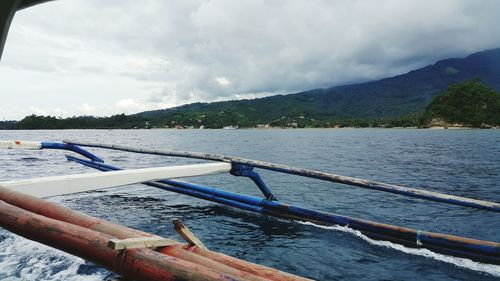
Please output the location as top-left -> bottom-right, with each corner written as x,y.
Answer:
1,0 -> 499,120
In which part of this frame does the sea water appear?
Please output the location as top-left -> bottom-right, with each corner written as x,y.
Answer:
0,129 -> 498,280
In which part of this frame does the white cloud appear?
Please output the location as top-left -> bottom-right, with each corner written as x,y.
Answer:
116,99 -> 147,113
215,77 -> 231,87
77,103 -> 99,116
28,106 -> 69,118
1,0 -> 500,119
115,98 -> 170,114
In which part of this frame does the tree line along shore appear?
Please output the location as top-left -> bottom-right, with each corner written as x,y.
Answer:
2,80 -> 499,130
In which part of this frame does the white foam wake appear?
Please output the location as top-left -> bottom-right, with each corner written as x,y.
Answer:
0,232 -> 108,281
299,221 -> 500,277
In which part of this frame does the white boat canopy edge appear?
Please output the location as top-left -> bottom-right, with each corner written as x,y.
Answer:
0,162 -> 231,198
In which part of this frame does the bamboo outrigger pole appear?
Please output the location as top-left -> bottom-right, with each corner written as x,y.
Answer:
2,140 -> 498,264
0,186 -> 311,281
65,155 -> 500,265
64,140 -> 500,213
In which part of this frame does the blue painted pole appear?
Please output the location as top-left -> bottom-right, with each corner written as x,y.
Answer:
63,140 -> 500,213
42,142 -> 104,162
230,163 -> 277,200
66,156 -> 500,265
66,156 -> 263,213
261,201 -> 499,263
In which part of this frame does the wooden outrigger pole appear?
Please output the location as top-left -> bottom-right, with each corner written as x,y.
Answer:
1,140 -> 498,266
64,140 -> 500,213
65,155 -> 500,265
2,1 -> 495,277
0,186 -> 310,281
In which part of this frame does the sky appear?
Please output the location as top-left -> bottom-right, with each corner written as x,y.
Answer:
1,0 -> 500,120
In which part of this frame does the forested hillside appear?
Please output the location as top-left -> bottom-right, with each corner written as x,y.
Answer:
423,79 -> 500,127
137,48 -> 500,126
2,48 -> 500,129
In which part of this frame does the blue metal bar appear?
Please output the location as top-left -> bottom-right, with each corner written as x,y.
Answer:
230,163 -> 277,200
42,142 -> 104,162
63,140 -> 500,213
66,156 -> 263,212
66,155 -> 500,265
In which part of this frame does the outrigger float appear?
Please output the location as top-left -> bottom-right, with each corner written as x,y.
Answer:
0,140 -> 499,279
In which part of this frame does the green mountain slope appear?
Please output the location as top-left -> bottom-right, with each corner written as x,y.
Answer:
3,48 -> 500,129
138,48 -> 500,124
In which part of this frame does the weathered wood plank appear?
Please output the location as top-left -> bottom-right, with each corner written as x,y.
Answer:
0,162 -> 231,198
173,219 -> 207,250
108,237 -> 176,250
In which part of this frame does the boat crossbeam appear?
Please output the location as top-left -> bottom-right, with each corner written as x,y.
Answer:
66,155 -> 500,265
0,161 -> 231,198
2,140 -> 499,265
63,140 -> 500,213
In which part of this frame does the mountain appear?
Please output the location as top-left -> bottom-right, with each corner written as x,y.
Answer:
137,48 -> 500,124
3,48 -> 500,129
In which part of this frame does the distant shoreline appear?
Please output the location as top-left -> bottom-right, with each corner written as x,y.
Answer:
1,126 -> 498,131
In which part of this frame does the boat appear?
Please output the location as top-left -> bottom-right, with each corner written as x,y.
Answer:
1,1 -> 499,279
1,140 -> 499,268
0,140 -> 313,280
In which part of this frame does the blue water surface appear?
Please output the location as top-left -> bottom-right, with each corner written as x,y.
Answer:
0,129 -> 499,280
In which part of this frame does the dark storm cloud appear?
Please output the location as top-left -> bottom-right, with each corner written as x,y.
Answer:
1,0 -> 500,118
